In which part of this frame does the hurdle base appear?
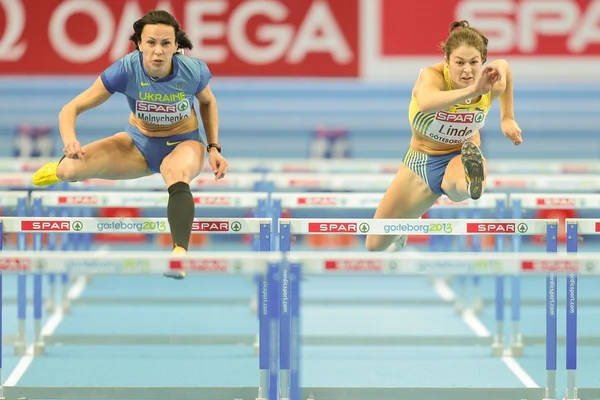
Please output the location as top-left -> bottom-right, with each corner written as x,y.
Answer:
1,386 -> 546,400
33,342 -> 45,356
13,341 -> 26,356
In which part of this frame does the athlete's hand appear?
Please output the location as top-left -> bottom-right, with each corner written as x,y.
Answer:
208,150 -> 228,180
501,119 -> 523,146
63,140 -> 85,160
472,65 -> 502,96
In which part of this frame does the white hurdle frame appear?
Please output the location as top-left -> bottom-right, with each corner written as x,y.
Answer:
1,157 -> 599,174
0,216 -> 271,358
0,248 -> 597,400
28,191 -> 268,313
1,172 -> 600,191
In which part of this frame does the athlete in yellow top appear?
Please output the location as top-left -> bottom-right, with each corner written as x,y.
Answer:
366,20 -> 522,252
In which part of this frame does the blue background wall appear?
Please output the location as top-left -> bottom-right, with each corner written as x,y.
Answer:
1,77 -> 598,160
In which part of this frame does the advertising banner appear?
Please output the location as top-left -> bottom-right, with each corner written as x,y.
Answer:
362,0 -> 600,81
0,0 -> 359,76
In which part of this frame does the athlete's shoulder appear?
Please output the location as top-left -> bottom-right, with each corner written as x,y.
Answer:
175,54 -> 213,93
100,51 -> 141,94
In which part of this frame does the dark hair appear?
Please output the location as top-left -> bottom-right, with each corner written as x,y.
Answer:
129,10 -> 193,51
439,20 -> 489,63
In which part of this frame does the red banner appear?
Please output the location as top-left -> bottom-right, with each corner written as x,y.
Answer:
0,0 -> 359,76
381,0 -> 600,56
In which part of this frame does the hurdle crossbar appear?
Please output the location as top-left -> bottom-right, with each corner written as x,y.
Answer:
566,218 -> 600,235
0,217 -> 270,234
2,156 -> 599,174
272,193 -> 506,209
0,251 -> 596,275
30,191 -> 264,208
2,173 -> 600,192
279,218 -> 557,235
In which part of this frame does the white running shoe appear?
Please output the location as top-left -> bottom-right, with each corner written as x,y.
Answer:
386,235 -> 408,252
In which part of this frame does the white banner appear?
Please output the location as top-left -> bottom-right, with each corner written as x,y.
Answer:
279,218 -> 556,235
1,217 -> 268,234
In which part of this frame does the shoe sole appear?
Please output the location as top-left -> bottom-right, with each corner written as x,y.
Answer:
461,142 -> 484,200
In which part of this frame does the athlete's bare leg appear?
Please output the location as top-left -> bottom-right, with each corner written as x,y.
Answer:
365,164 -> 441,252
441,142 -> 487,202
57,132 -> 152,181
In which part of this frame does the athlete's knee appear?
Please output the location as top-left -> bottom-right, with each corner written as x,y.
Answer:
160,161 -> 194,184
56,159 -> 81,182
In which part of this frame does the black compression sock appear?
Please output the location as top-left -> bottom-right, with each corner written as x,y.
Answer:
167,182 -> 195,250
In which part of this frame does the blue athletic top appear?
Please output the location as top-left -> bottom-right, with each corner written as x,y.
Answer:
100,51 -> 212,126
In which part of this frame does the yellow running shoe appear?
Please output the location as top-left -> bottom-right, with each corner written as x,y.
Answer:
31,162 -> 61,187
164,245 -> 187,280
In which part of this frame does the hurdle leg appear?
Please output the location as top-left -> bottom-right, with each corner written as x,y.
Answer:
544,223 -> 558,400
45,207 -> 58,313
61,272 -> 71,314
0,222 -> 4,389
469,210 -> 483,313
509,275 -> 523,357
14,272 -> 27,356
257,271 -> 269,400
491,230 -> 505,357
279,260 -> 291,400
33,272 -> 44,355
509,199 -> 523,356
565,223 -> 579,400
289,262 -> 301,400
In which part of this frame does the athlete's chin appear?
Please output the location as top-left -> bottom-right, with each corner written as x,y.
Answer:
456,78 -> 473,88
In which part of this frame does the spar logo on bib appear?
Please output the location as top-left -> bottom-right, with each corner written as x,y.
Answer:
136,92 -> 191,125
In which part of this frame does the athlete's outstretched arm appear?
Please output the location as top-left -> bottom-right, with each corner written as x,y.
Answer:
490,59 -> 513,120
491,59 -> 522,145
413,67 -> 477,113
59,77 -> 112,146
195,84 -> 219,146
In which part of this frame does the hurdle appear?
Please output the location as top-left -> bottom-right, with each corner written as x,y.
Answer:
1,249 -> 598,400
0,216 -> 271,356
1,157 -> 599,174
271,192 -> 508,311
28,191 -> 269,311
561,218 -> 600,400
2,172 -> 600,193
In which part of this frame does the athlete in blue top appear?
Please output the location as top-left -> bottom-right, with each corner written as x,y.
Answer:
32,10 -> 228,274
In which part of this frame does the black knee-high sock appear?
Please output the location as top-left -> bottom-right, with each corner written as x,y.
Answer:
167,182 -> 195,250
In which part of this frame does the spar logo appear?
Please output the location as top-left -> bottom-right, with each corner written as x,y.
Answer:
0,258 -> 31,271
191,220 -> 242,232
466,223 -> 529,233
435,111 -> 484,124
21,221 -> 71,231
57,195 -> 102,205
297,197 -> 338,206
324,260 -> 383,272
193,196 -> 232,206
536,198 -> 577,207
170,259 -> 228,272
308,222 -> 357,233
522,260 -> 579,273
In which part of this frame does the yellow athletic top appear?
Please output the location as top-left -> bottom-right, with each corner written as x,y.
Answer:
408,64 -> 492,145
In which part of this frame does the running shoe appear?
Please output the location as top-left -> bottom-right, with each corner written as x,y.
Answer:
31,162 -> 61,186
386,235 -> 408,252
461,142 -> 485,200
164,246 -> 187,280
